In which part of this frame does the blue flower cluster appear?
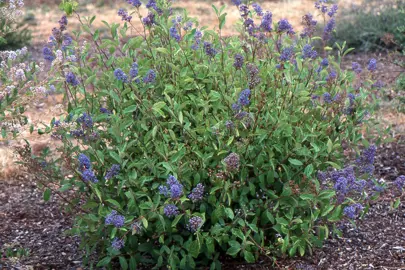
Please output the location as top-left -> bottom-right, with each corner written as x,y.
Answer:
367,58 -> 377,72
114,68 -> 128,83
143,69 -> 156,83
100,107 -> 112,115
233,53 -> 244,70
191,30 -> 202,50
280,46 -> 294,62
302,44 -> 317,59
78,153 -> 91,171
66,72 -> 79,86
301,13 -> 317,38
159,175 -> 184,199
203,42 -> 217,58
260,11 -> 272,32
187,216 -> 203,232
352,62 -> 362,74
143,12 -> 155,26
188,183 -> 205,202
343,203 -> 363,219
356,145 -> 376,174
163,204 -> 179,218
394,175 -> 405,191
252,3 -> 263,16
278,19 -> 295,35
118,8 -> 132,22
105,164 -> 120,180
111,237 -> 124,250
82,169 -> 98,183
77,112 -> 93,129
323,18 -> 335,41
224,152 -> 240,171
105,210 -> 125,228
127,0 -> 142,8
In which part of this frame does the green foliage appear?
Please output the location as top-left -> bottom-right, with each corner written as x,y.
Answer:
334,0 -> 405,52
24,0 -> 386,268
0,15 -> 32,50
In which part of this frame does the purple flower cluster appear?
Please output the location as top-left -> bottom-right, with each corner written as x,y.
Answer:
159,175 -> 184,199
252,3 -> 263,16
328,4 -> 338,17
170,25 -> 181,42
224,152 -> 240,171
78,153 -> 91,171
352,62 -> 362,74
280,46 -> 294,62
233,53 -> 244,70
300,13 -> 317,38
127,0 -> 142,8
143,69 -> 156,83
100,107 -> 112,115
225,120 -> 234,129
231,0 -> 242,6
163,204 -> 179,218
105,164 -> 120,180
323,92 -> 332,103
111,237 -> 124,250
183,21 -> 193,31
114,68 -> 128,83
66,72 -> 79,86
188,183 -> 205,202
394,175 -> 405,191
187,216 -> 203,232
343,203 -> 364,219
143,12 -> 155,26
356,145 -> 376,174
238,89 -> 251,106
302,44 -> 317,59
43,47 -> 55,61
239,4 -> 249,18
77,113 -> 93,129
105,210 -> 125,227
367,58 -> 377,72
203,42 -> 217,58
260,11 -> 272,32
82,169 -> 99,183
323,18 -> 335,41
278,19 -> 295,35
118,8 -> 132,22
191,30 -> 202,50
326,70 -> 337,82
247,63 -> 261,88
129,62 -> 139,79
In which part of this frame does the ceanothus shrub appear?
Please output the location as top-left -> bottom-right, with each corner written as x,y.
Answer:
26,0 -> 403,268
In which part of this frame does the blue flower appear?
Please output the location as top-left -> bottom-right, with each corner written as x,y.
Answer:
187,216 -> 203,232
191,30 -> 202,50
82,169 -> 98,183
238,89 -> 251,107
278,19 -> 295,35
127,0 -> 142,8
77,113 -> 93,129
343,203 -> 363,219
334,177 -> 349,195
43,47 -> 55,61
279,46 -> 294,61
203,42 -> 217,58
302,44 -> 317,59
188,183 -> 205,202
78,153 -> 91,171
105,164 -> 120,180
66,72 -> 79,86
323,92 -> 332,103
111,237 -> 124,250
233,53 -> 244,69
129,62 -> 139,79
143,69 -> 156,83
114,68 -> 128,82
163,204 -> 179,218
367,58 -> 377,72
231,0 -> 242,6
170,26 -> 181,42
394,175 -> 405,191
260,11 -> 272,32
328,4 -> 338,17
105,210 -> 125,227
142,12 -> 155,26
352,62 -> 362,74
252,3 -> 263,16
323,18 -> 335,41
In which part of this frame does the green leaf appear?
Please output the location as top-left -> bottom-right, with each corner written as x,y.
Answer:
97,256 -> 111,267
119,256 -> 128,270
43,188 -> 51,202
226,245 -> 240,256
243,250 -> 255,263
189,240 -> 200,258
123,105 -> 137,114
327,138 -> 333,154
288,158 -> 303,166
129,256 -> 137,270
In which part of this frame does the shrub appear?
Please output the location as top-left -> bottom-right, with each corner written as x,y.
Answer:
0,0 -> 32,50
18,0 -> 402,268
333,0 -> 405,52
